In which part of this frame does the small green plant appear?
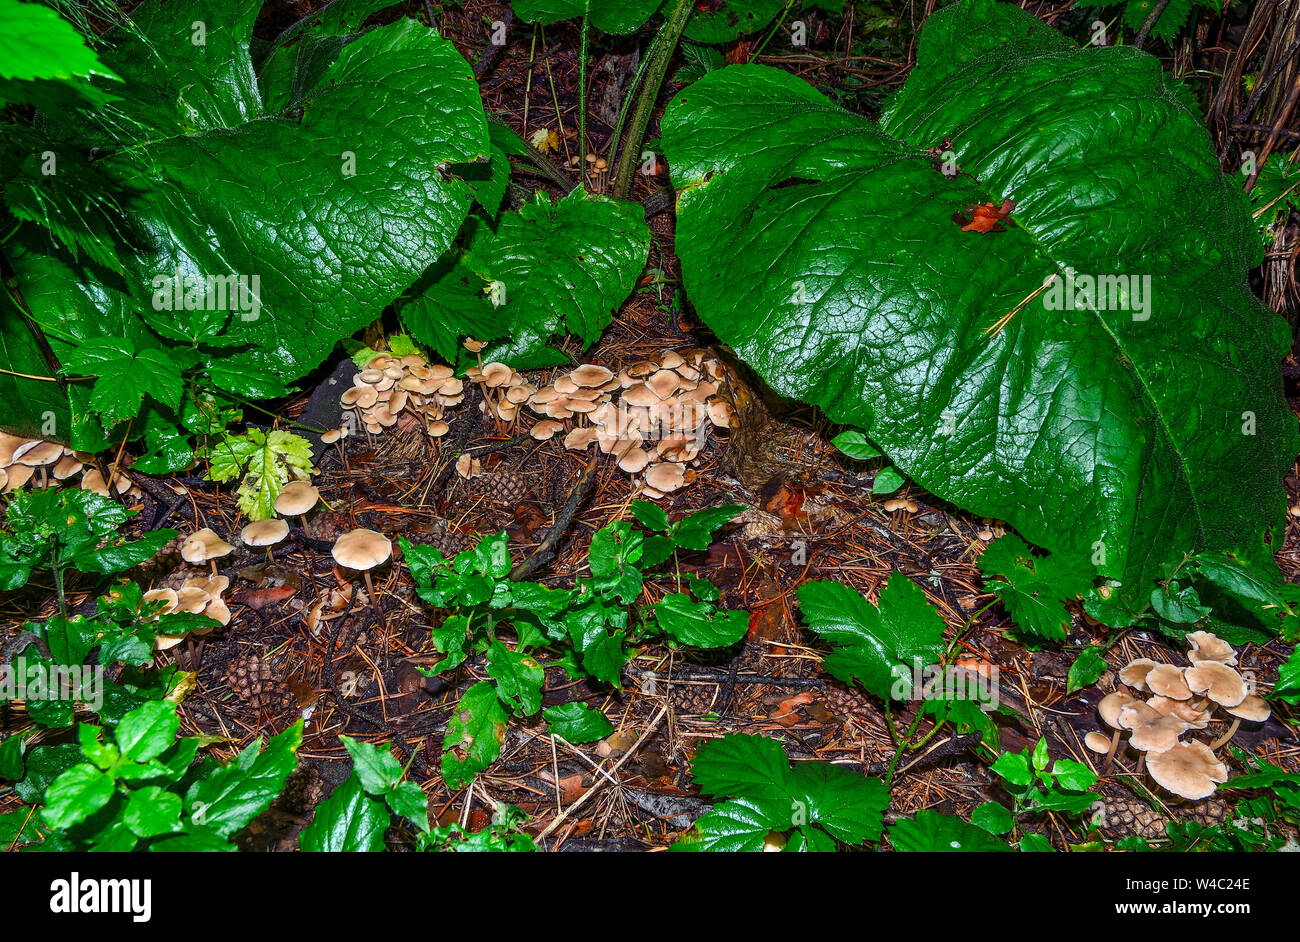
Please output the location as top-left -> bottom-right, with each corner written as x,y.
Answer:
973,737 -> 1099,851
0,489 -> 175,611
400,503 -> 747,787
673,734 -> 888,852
887,809 -> 1012,852
297,735 -> 537,852
205,428 -> 314,521
0,702 -> 302,851
3,581 -> 216,728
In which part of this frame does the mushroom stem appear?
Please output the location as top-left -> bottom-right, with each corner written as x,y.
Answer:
1208,718 -> 1241,751
209,560 -> 218,578
363,571 -> 386,631
1135,751 -> 1147,776
298,513 -> 310,538
1102,730 -> 1122,774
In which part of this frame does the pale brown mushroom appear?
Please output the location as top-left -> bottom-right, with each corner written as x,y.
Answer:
1097,691 -> 1138,769
1185,631 -> 1236,666
1084,731 -> 1114,754
570,364 -> 614,387
181,528 -> 235,577
1118,658 -> 1160,692
618,448 -> 650,473
1145,741 -> 1228,800
1210,695 -> 1272,749
275,480 -> 321,534
1148,696 -> 1211,729
644,462 -> 686,493
332,529 -> 393,630
1145,664 -> 1193,700
481,362 -> 513,388
242,518 -> 289,559
564,427 -> 597,451
1184,662 -> 1247,708
706,399 -> 733,429
1118,702 -> 1189,754
530,420 -> 564,441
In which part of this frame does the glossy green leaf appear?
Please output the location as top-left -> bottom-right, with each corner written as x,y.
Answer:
662,0 -> 1296,623
889,810 -> 1012,852
299,776 -> 388,852
797,572 -> 946,701
441,682 -> 508,789
543,702 -> 614,743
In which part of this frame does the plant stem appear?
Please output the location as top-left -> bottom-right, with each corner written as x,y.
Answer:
751,0 -> 797,59
606,33 -> 660,168
612,0 -> 693,200
884,708 -> 925,790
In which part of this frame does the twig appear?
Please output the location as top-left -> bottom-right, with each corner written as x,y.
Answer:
1134,0 -> 1172,49
510,459 -> 599,580
537,704 -> 669,840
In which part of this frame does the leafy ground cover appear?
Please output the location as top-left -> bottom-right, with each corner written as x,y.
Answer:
1,0 -> 1299,855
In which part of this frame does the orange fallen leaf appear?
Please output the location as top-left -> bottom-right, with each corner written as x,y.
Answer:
954,198 -> 1015,233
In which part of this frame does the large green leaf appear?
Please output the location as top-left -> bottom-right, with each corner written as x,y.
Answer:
402,190 -> 650,367
0,0 -> 117,85
661,0 -> 1297,622
797,573 -> 946,701
2,0 -> 487,437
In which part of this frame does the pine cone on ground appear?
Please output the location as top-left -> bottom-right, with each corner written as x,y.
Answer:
472,468 -> 533,505
225,654 -> 293,712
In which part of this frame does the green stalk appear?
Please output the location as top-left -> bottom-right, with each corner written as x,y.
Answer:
612,0 -> 693,200
606,27 -> 662,167
884,707 -> 924,791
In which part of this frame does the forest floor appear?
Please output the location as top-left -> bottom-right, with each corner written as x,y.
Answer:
2,0 -> 1298,851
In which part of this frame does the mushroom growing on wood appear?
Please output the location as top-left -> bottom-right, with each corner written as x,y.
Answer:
332,529 -> 392,630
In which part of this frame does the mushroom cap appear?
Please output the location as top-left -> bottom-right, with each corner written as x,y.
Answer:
14,440 -> 63,466
241,517 -> 290,547
1118,658 -> 1160,691
530,420 -> 564,441
647,369 -> 681,399
427,420 -> 450,437
0,432 -> 28,466
570,364 -> 613,387
1118,702 -> 1189,753
176,586 -> 211,613
464,338 -> 487,353
1224,694 -> 1271,723
618,448 -> 650,473
1184,662 -> 1247,708
621,383 -> 659,407
564,427 -> 596,451
644,461 -> 686,492
181,528 -> 235,564
142,587 -> 179,616
183,575 -> 230,598
455,454 -> 481,478
481,362 -> 513,387
52,454 -> 84,479
3,464 -> 34,491
1185,630 -> 1236,666
1147,696 -> 1212,729
274,480 -> 321,516
706,398 -> 733,428
332,528 -> 392,571
1098,690 -> 1137,729
1084,731 -> 1114,754
1145,740 -> 1228,800
1145,664 -> 1193,700
202,597 -> 232,627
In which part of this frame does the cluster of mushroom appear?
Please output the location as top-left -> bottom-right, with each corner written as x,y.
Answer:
0,433 -> 141,498
336,352 -> 465,439
142,574 -> 233,651
1086,631 -> 1270,800
467,349 -> 734,498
